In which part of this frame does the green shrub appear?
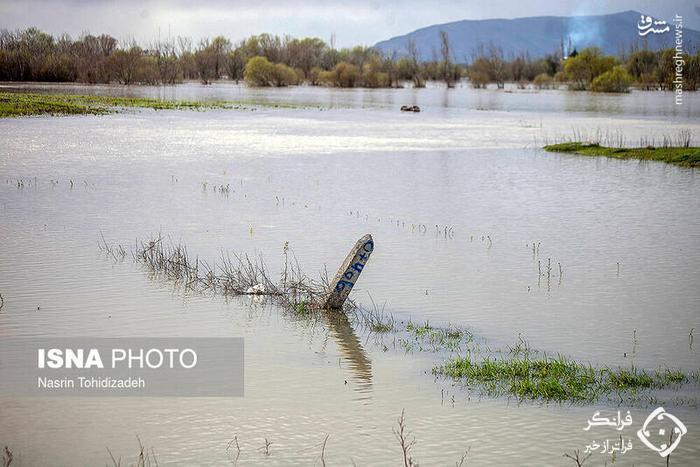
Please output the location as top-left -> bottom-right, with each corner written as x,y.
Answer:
244,56 -> 275,86
271,63 -> 297,86
317,62 -> 360,87
533,73 -> 553,89
564,47 -> 616,90
360,56 -> 391,87
308,66 -> 323,85
468,70 -> 489,88
591,66 -> 633,93
244,56 -> 297,87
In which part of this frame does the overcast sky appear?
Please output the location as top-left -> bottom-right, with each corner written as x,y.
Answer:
1,0 -> 699,46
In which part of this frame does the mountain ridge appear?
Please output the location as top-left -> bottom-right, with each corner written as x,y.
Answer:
373,10 -> 700,61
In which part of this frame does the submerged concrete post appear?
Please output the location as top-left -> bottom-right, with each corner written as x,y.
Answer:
322,234 -> 374,310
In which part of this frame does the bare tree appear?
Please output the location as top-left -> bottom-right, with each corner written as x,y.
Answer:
152,38 -> 179,84
108,38 -> 142,85
194,38 -> 216,84
439,30 -> 455,88
488,44 -> 508,88
226,48 -> 246,83
175,36 -> 197,80
210,35 -> 231,79
407,38 -> 424,87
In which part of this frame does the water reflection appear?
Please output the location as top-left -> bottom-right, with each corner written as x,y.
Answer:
323,309 -> 373,395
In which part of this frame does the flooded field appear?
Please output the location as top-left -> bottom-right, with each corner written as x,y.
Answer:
1,82 -> 699,465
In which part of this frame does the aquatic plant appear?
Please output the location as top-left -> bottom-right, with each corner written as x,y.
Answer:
562,449 -> 592,467
2,446 -> 12,467
433,353 -> 693,403
544,142 -> 700,168
99,234 -> 696,406
100,233 -> 364,320
319,434 -> 330,467
132,234 -> 331,314
405,320 -> 472,352
393,409 -> 416,467
106,435 -> 158,467
0,91 -> 322,118
362,292 -> 395,334
225,435 -> 241,464
260,438 -> 272,456
545,127 -> 694,150
507,333 -> 536,356
99,232 -> 127,262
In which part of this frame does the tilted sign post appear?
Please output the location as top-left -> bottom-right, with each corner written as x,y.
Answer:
321,234 -> 374,310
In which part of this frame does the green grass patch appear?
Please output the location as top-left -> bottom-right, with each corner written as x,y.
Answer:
0,91 -> 109,117
544,142 -> 700,168
434,354 -> 691,403
294,301 -> 309,316
0,91 -> 317,118
370,321 -> 394,333
405,321 -> 472,352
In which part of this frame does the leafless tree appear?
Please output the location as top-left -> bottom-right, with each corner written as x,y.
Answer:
407,38 -> 425,87
439,30 -> 455,87
152,38 -> 179,84
108,38 -> 142,84
194,38 -> 216,84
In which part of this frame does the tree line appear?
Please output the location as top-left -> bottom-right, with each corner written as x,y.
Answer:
0,27 -> 698,92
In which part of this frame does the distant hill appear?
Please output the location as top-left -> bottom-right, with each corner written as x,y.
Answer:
373,10 -> 700,61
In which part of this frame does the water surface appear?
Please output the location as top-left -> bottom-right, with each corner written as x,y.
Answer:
1,83 -> 699,465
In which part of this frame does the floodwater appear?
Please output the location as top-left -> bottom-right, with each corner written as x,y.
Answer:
1,82 -> 699,466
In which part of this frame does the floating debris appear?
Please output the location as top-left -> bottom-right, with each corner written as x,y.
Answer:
400,105 -> 421,112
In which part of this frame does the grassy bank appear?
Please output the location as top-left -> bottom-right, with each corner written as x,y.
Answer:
544,142 -> 700,168
0,91 -> 297,117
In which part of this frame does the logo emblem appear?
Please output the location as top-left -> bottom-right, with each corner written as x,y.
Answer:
637,407 -> 687,457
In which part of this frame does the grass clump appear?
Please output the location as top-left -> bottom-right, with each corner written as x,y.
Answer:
544,142 -> 700,168
405,321 -> 472,352
294,301 -> 309,316
0,91 -> 110,117
371,321 -> 394,333
434,354 -> 691,403
100,233 -> 332,315
359,293 -> 395,334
